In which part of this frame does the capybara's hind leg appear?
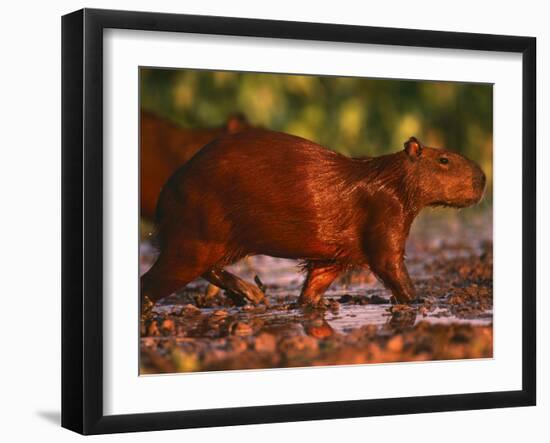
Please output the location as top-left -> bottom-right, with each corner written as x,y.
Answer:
203,268 -> 267,306
298,262 -> 342,307
141,250 -> 218,311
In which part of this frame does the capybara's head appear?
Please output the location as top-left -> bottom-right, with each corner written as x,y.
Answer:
404,137 -> 486,208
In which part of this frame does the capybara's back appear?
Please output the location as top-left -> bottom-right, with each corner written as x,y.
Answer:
156,130 -> 363,260
140,110 -> 250,220
142,129 -> 486,310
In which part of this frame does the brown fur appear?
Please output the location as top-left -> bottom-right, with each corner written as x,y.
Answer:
140,110 -> 250,219
142,130 -> 486,307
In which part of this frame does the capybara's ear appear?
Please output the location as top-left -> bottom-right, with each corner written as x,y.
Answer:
404,137 -> 423,159
226,113 -> 249,133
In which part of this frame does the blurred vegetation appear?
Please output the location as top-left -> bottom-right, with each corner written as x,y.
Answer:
140,68 -> 493,188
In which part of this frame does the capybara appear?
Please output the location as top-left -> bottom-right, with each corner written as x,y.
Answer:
141,130 -> 486,308
140,110 -> 251,220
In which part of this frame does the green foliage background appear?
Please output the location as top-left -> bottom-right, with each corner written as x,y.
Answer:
141,68 -> 493,187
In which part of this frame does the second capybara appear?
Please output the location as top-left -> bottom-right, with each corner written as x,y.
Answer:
140,110 -> 251,220
141,130 -> 486,308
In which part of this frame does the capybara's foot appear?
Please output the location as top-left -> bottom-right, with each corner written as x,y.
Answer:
203,268 -> 267,306
390,293 -> 414,304
226,283 -> 267,306
298,263 -> 341,309
297,293 -> 326,309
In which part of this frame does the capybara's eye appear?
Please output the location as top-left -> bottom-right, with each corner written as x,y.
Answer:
439,157 -> 449,165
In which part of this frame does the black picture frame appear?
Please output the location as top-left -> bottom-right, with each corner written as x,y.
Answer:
61,8 -> 536,435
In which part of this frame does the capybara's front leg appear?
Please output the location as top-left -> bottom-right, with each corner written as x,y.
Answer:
369,255 -> 416,304
298,263 -> 342,307
203,268 -> 267,305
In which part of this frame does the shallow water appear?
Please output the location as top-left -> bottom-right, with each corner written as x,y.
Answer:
140,209 -> 493,373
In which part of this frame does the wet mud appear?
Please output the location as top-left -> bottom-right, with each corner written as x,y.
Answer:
140,209 -> 493,374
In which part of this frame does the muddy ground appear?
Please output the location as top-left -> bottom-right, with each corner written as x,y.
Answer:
139,209 -> 493,374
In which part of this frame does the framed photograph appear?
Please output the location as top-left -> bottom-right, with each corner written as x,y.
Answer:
61,8 -> 536,435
